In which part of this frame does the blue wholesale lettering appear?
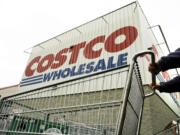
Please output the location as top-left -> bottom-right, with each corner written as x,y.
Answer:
43,53 -> 128,82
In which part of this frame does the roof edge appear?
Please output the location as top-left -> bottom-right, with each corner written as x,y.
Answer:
0,84 -> 19,90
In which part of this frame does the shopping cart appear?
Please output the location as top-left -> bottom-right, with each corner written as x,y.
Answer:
0,51 -> 155,135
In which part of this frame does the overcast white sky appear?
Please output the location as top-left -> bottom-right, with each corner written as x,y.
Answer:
0,0 -> 180,88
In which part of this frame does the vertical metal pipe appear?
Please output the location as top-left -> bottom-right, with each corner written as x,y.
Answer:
116,62 -> 134,135
158,25 -> 171,53
158,25 -> 179,76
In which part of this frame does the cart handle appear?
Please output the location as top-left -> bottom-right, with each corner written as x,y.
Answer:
132,50 -> 156,98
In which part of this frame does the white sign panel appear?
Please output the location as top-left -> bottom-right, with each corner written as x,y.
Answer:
19,2 -> 154,91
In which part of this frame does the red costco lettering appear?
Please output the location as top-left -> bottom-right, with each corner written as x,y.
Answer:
84,35 -> 105,59
105,26 -> 138,52
25,56 -> 41,76
51,48 -> 69,69
25,26 -> 138,77
37,54 -> 54,73
69,42 -> 86,64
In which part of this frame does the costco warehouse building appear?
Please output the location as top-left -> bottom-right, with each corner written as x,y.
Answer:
0,2 -> 179,135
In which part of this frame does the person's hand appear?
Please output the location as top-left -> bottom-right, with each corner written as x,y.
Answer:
148,62 -> 161,75
149,82 -> 161,90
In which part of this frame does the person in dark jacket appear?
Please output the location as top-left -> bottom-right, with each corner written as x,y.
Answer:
149,48 -> 180,93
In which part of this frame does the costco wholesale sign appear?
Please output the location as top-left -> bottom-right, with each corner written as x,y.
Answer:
23,26 -> 137,87
19,3 -> 156,91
